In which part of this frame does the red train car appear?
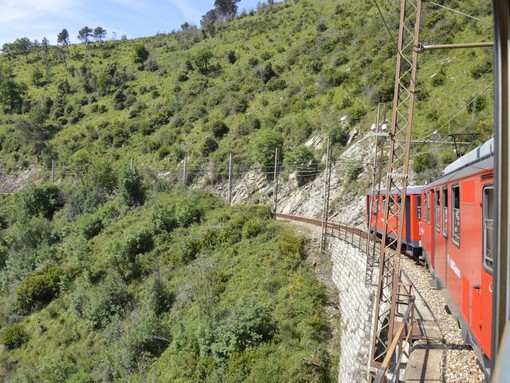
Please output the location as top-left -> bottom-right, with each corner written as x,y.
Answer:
421,138 -> 494,373
366,185 -> 424,257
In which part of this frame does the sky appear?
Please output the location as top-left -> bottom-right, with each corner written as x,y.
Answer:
0,0 -> 269,47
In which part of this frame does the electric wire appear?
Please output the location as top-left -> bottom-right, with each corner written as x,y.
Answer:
426,1 -> 493,25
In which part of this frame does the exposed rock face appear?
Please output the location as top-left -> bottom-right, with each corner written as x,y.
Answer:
212,132 -> 377,228
0,132 -> 378,229
0,167 -> 41,193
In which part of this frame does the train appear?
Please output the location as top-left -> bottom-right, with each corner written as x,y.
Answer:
367,138 -> 495,377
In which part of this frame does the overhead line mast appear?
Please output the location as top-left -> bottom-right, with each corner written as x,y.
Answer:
368,0 -> 494,379
369,0 -> 422,377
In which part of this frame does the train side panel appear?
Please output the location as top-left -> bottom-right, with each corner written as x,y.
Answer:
423,163 -> 494,365
421,189 -> 435,270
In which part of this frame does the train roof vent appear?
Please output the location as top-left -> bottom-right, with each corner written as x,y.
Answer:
443,138 -> 494,175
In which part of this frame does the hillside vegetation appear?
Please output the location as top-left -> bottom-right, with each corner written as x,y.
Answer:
0,0 -> 495,381
0,0 -> 493,182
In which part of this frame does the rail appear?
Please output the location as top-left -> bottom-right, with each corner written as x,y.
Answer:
275,213 -> 380,251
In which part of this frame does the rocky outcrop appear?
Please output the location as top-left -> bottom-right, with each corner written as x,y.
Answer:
0,167 -> 41,194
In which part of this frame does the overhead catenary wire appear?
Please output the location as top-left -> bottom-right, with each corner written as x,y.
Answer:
426,1 -> 493,25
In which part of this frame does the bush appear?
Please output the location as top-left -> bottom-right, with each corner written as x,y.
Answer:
283,145 -> 318,186
19,184 -> 65,220
251,130 -> 283,174
211,120 -> 229,139
83,275 -> 132,329
279,230 -> 304,263
1,323 -> 28,349
201,137 -> 219,157
204,300 -> 276,362
15,266 -> 62,315
119,168 -> 146,207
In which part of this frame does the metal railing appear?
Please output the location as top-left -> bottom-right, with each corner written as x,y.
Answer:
374,291 -> 416,383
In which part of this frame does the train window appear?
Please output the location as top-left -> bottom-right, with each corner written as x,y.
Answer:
428,190 -> 433,224
389,195 -> 400,214
452,185 -> 460,247
442,187 -> 448,238
483,185 -> 494,274
416,195 -> 422,219
435,189 -> 440,232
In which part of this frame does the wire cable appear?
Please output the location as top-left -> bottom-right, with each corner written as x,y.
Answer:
426,1 -> 493,25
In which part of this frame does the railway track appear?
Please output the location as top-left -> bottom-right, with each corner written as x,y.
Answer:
275,213 -> 380,252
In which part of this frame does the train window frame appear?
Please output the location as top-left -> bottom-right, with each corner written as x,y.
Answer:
452,184 -> 460,247
427,190 -> 433,224
442,186 -> 448,238
416,195 -> 422,219
482,184 -> 494,275
435,189 -> 440,232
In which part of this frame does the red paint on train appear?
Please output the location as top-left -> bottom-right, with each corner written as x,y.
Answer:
367,139 -> 495,372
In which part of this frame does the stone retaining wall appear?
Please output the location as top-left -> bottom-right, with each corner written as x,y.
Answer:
327,236 -> 376,383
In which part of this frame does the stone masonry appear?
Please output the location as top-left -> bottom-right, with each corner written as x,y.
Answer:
328,236 -> 376,383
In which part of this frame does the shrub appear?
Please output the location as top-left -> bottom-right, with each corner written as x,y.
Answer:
251,130 -> 283,174
209,300 -> 275,362
83,275 -> 132,329
175,196 -> 204,227
347,104 -> 367,125
279,230 -> 304,263
1,323 -> 28,349
119,168 -> 146,207
153,205 -> 177,233
211,120 -> 229,139
15,266 -> 62,315
201,137 -> 219,157
283,145 -> 318,186
133,44 -> 149,67
347,163 -> 364,182
19,184 -> 65,220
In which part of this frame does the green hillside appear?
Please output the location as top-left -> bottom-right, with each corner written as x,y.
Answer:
0,0 -> 494,381
0,0 -> 493,180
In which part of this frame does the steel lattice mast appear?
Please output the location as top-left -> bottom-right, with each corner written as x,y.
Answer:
369,0 -> 422,374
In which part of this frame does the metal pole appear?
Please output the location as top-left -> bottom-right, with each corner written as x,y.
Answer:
320,138 -> 331,253
130,158 -> 134,170
183,156 -> 187,184
492,0 -> 510,376
419,41 -> 493,51
273,148 -> 279,215
51,159 -> 55,183
228,153 -> 233,205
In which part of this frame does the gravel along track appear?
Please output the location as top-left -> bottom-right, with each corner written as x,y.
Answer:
400,255 -> 484,382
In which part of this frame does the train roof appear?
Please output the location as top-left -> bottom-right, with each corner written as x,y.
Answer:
369,185 -> 424,195
425,155 -> 493,189
443,137 -> 494,175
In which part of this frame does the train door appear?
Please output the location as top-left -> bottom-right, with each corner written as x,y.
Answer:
427,190 -> 436,269
434,188 -> 447,283
405,195 -> 411,254
480,184 -> 494,357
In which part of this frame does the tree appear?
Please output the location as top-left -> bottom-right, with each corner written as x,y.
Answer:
283,145 -> 318,186
119,168 -> 146,207
192,48 -> 214,72
78,26 -> 93,44
214,0 -> 241,20
57,28 -> 70,54
251,129 -> 283,175
132,44 -> 149,67
0,78 -> 26,114
201,9 -> 219,36
42,37 -> 51,79
93,26 -> 107,41
13,37 -> 32,61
